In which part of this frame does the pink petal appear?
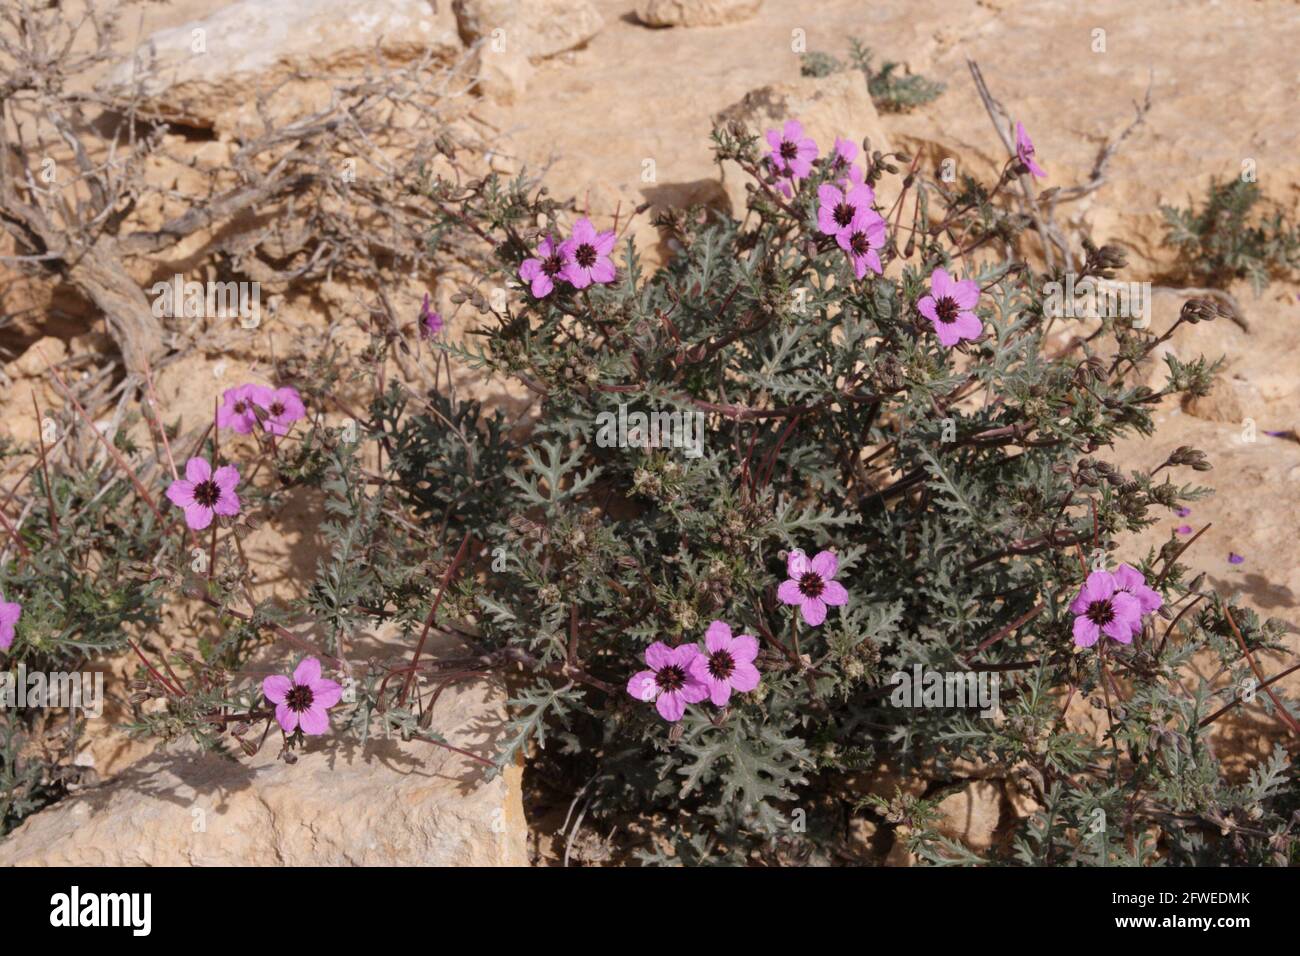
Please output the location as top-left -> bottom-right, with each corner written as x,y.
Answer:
777,579 -> 804,605
185,457 -> 211,484
519,258 -> 542,281
589,258 -> 616,284
184,503 -> 214,530
293,657 -> 322,686
730,634 -> 759,664
263,675 -> 292,704
917,296 -> 939,323
166,480 -> 195,508
645,642 -> 673,671
310,678 -> 343,709
530,274 -> 554,298
952,278 -> 981,311
953,311 -> 983,341
934,318 -> 963,348
593,230 -> 617,256
628,670 -> 658,702
810,550 -> 838,579
704,620 -> 732,654
298,706 -> 330,735
707,677 -> 732,707
821,581 -> 848,606
782,119 -> 804,141
274,703 -> 300,733
786,549 -> 809,578
931,268 -> 952,299
680,677 -> 710,704
1072,616 -> 1100,648
729,660 -> 760,692
800,598 -> 827,627
656,690 -> 686,722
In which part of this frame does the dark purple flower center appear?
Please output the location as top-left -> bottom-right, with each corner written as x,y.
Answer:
849,232 -> 872,256
655,665 -> 687,693
1085,599 -> 1115,626
707,650 -> 735,681
935,296 -> 959,323
833,201 -> 856,228
799,572 -> 825,599
193,479 -> 221,507
574,243 -> 597,269
269,401 -> 285,417
542,252 -> 566,276
285,684 -> 314,713
233,399 -> 248,414
779,140 -> 798,162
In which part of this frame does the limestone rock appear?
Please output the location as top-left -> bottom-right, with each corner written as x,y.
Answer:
0,677 -> 527,867
452,0 -> 604,61
103,0 -> 463,133
715,71 -> 895,219
1183,376 -> 1259,425
933,780 -> 1005,851
469,45 -> 537,104
635,0 -> 763,28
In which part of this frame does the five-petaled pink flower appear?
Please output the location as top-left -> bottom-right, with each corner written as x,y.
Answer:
1112,564 -> 1163,636
765,119 -> 818,195
778,549 -> 849,626
560,218 -> 617,289
216,383 -> 269,435
837,209 -> 888,279
0,596 -> 21,652
1069,569 -> 1142,647
263,657 -> 343,736
166,456 -> 241,531
627,641 -> 708,722
918,267 -> 982,347
419,292 -> 444,338
817,182 -> 876,240
519,233 -> 572,298
259,386 -> 306,437
689,620 -> 761,707
1015,121 -> 1046,179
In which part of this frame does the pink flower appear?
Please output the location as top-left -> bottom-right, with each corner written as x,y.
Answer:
165,456 -> 241,531
263,657 -> 343,736
1175,506 -> 1191,517
689,620 -> 761,707
560,218 -> 617,289
0,597 -> 21,652
817,182 -> 876,240
1068,570 -> 1142,647
626,641 -> 708,722
836,209 -> 887,278
765,120 -> 818,181
1228,553 -> 1245,565
777,549 -> 848,626
1176,524 -> 1193,535
419,292 -> 443,337
1015,121 -> 1046,179
1112,563 -> 1163,636
518,234 -> 572,298
918,267 -> 982,347
217,383 -> 271,434
258,386 -> 306,437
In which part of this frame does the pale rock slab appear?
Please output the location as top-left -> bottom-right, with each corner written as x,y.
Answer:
635,0 -> 764,28
0,675 -> 528,866
103,0 -> 463,134
452,0 -> 604,61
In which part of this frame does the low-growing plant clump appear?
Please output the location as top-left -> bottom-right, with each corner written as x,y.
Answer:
2,96 -> 1297,865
